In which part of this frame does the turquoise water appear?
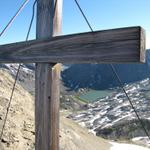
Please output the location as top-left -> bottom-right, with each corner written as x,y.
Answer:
79,90 -> 111,102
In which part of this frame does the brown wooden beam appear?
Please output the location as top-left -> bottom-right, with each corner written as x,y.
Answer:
35,0 -> 62,150
0,26 -> 146,63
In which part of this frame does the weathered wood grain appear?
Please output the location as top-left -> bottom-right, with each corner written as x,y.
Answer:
35,63 -> 61,150
140,27 -> 146,62
0,26 -> 146,63
35,0 -> 62,150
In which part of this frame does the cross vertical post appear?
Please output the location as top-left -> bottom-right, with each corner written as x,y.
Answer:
35,0 -> 63,150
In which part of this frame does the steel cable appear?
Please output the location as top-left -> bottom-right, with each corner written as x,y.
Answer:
73,0 -> 150,140
0,0 -> 37,140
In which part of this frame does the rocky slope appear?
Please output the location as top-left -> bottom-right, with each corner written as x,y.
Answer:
0,68 -> 112,150
0,64 -> 35,95
68,78 -> 150,147
0,69 -> 35,150
60,112 -> 111,150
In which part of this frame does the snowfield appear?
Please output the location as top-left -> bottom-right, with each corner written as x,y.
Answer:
68,78 -> 150,147
110,142 -> 150,150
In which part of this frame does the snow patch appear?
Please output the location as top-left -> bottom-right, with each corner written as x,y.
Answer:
110,142 -> 150,150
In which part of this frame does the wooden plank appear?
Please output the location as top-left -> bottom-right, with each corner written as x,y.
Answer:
49,63 -> 61,150
35,0 -> 62,150
0,26 -> 146,63
35,63 -> 61,150
140,27 -> 146,62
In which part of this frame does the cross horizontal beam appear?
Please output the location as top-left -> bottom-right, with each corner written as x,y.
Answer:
0,26 -> 145,63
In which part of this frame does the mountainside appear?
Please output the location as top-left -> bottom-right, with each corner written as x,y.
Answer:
0,64 -> 35,95
62,50 -> 150,91
0,59 -> 150,149
0,69 -> 112,150
68,78 -> 150,147
0,69 -> 150,150
0,69 -> 35,150
0,68 -> 115,150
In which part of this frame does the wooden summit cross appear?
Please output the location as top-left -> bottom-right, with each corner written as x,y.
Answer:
0,0 -> 146,150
